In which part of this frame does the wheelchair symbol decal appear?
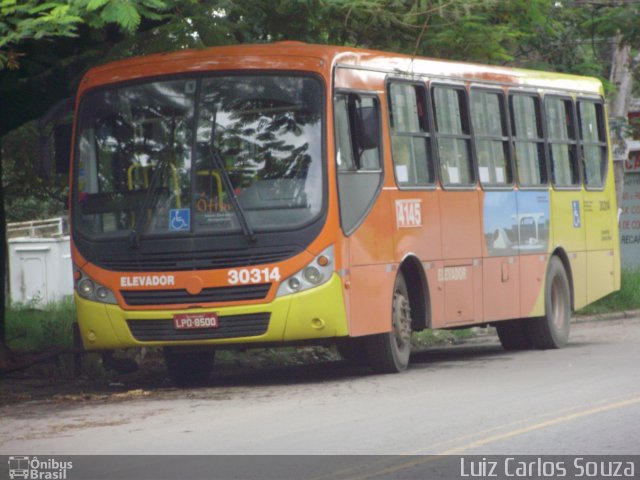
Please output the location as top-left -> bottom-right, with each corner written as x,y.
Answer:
170,208 -> 190,232
572,200 -> 581,228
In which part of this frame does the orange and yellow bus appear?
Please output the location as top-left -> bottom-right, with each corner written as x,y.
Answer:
69,42 -> 620,385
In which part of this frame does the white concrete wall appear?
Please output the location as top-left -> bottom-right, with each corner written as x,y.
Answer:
8,236 -> 73,305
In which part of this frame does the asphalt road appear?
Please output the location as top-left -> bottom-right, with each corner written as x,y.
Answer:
1,317 -> 639,477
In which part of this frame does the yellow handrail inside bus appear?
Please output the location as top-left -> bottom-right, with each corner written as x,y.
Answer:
127,163 -> 181,207
127,162 -> 182,227
168,164 -> 181,208
127,164 -> 150,191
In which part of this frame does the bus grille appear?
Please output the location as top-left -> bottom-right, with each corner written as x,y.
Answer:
96,247 -> 299,272
126,313 -> 271,341
121,284 -> 271,306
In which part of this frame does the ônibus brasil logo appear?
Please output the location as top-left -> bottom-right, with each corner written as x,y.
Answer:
8,456 -> 73,480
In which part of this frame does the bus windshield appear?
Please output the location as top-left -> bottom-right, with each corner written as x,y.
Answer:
74,74 -> 324,240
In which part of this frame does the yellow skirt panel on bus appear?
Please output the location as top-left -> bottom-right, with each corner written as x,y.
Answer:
519,255 -> 547,318
586,250 -> 616,304
75,274 -> 349,350
569,252 -> 588,310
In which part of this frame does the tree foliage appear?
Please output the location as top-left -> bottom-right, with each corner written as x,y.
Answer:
0,0 -> 172,228
0,0 -> 83,69
0,0 -> 169,69
2,121 -> 66,222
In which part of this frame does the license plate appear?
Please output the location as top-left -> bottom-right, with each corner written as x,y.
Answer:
173,312 -> 219,330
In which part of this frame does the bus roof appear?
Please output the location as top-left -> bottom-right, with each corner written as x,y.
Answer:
80,42 -> 603,96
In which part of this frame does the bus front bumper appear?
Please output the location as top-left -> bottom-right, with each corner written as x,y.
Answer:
75,274 -> 349,350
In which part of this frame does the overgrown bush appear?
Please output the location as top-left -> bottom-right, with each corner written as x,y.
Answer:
576,270 -> 640,315
5,297 -> 76,352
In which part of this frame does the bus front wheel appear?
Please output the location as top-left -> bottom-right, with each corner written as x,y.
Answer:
164,347 -> 215,387
496,319 -> 533,350
337,337 -> 368,366
526,256 -> 571,349
365,272 -> 412,373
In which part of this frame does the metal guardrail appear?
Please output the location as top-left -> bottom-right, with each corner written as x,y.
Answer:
6,217 -> 68,239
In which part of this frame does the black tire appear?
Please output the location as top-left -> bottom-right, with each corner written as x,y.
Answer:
496,319 -> 533,350
101,351 -> 140,374
164,347 -> 215,387
364,272 -> 412,373
336,337 -> 368,366
526,256 -> 571,349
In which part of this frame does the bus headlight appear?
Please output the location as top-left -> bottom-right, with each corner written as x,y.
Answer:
303,266 -> 322,284
95,287 -> 112,301
78,278 -> 95,296
74,267 -> 118,304
288,277 -> 301,291
276,245 -> 334,297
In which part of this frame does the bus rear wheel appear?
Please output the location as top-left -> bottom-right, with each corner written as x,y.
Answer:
526,256 -> 571,349
496,319 -> 533,350
365,272 -> 412,373
163,347 -> 215,387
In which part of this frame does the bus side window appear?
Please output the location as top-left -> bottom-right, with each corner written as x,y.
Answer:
470,89 -> 512,186
388,82 -> 434,186
432,85 -> 474,187
335,95 -> 357,171
335,93 -> 381,172
510,94 -> 547,187
578,100 -> 608,189
545,96 -> 579,188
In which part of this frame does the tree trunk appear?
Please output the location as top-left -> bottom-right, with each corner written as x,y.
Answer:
0,136 -> 10,366
609,39 -> 633,120
608,33 -> 634,209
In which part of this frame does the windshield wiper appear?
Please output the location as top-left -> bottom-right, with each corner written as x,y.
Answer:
209,145 -> 256,243
129,157 -> 169,249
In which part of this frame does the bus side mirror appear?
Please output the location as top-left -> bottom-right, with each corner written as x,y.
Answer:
39,97 -> 74,177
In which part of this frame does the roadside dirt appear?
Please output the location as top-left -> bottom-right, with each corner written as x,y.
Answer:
0,328 -> 497,411
0,346 -> 348,409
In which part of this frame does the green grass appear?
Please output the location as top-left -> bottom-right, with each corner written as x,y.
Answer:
576,270 -> 640,316
5,297 -> 76,353
4,298 -> 116,380
412,327 -> 478,349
